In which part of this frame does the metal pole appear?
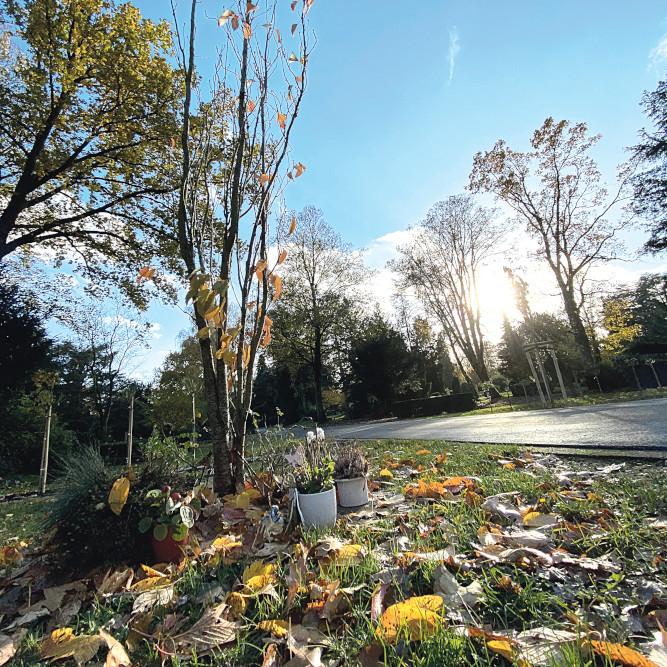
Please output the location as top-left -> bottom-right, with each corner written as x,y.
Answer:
548,348 -> 568,400
127,393 -> 134,467
39,401 -> 53,495
525,351 -> 546,406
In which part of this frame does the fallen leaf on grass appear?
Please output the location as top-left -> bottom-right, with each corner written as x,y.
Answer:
163,602 -> 240,658
401,546 -> 457,564
433,566 -> 484,611
481,493 -> 522,522
262,643 -> 282,667
97,567 -> 134,595
257,620 -> 289,638
132,584 -> 174,615
415,449 -> 431,456
370,582 -> 389,623
515,627 -> 580,666
99,629 -> 130,667
40,628 -> 102,664
0,629 -> 26,667
523,511 -> 559,528
376,595 -> 444,643
590,640 -> 662,667
223,487 -> 263,509
378,469 -> 394,480
403,480 -> 453,500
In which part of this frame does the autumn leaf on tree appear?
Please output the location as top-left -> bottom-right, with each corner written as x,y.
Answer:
277,112 -> 287,129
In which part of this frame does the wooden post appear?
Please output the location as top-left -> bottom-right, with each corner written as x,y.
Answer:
127,393 -> 134,467
631,364 -> 642,391
525,351 -> 546,406
535,351 -> 553,405
648,361 -> 662,389
548,348 -> 568,400
39,401 -> 53,495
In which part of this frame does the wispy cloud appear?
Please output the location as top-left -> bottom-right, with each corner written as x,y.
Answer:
649,32 -> 667,71
447,27 -> 460,84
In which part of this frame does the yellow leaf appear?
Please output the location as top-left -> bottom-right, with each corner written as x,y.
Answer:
225,591 -> 247,619
242,343 -> 251,369
51,628 -> 74,643
140,564 -> 167,578
379,468 -> 394,480
415,449 -> 431,456
334,544 -> 365,566
108,477 -> 130,516
130,575 -> 170,592
197,326 -> 210,339
212,535 -> 243,553
376,595 -> 444,643
590,640 -> 661,667
243,561 -> 275,584
288,215 -> 297,235
257,620 -> 289,638
223,487 -> 262,509
487,639 -> 516,662
243,21 -> 252,39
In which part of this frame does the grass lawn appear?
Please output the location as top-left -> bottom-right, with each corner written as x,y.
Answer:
1,440 -> 666,666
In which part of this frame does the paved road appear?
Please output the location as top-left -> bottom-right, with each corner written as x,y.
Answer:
324,398 -> 667,449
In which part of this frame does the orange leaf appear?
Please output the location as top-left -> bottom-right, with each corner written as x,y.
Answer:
261,315 -> 273,348
590,641 -> 661,667
288,215 -> 297,235
277,249 -> 288,264
277,112 -> 287,129
259,173 -> 270,185
136,266 -> 156,283
247,99 -> 256,113
294,162 -> 306,177
243,22 -> 252,39
291,23 -> 297,35
295,74 -> 303,83
254,259 -> 268,280
218,9 -> 235,26
271,274 -> 283,300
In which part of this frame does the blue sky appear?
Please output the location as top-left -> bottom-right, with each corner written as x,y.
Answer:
75,1 -> 667,378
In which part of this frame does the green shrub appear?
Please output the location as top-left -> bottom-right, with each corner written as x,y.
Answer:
44,447 -> 198,569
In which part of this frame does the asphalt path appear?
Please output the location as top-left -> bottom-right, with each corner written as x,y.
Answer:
324,398 -> 667,450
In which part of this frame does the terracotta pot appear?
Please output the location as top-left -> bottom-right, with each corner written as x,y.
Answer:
151,527 -> 189,563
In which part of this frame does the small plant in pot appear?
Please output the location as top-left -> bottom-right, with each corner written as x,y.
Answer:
289,430 -> 337,528
138,486 -> 200,563
334,445 -> 370,507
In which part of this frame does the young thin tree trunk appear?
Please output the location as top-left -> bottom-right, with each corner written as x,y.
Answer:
313,327 -> 326,422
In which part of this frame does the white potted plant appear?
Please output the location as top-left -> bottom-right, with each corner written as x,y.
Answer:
334,445 -> 369,507
289,428 -> 337,528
